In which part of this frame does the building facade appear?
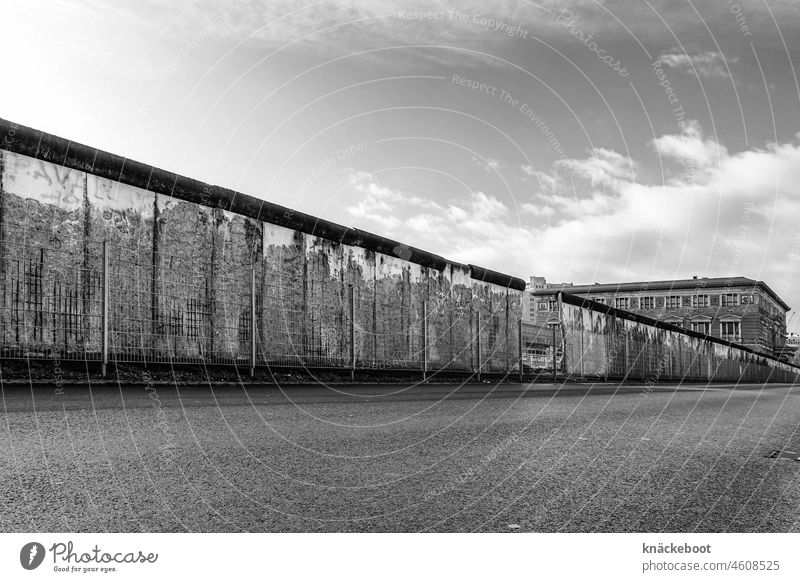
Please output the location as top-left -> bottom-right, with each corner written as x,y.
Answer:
521,275 -> 572,323
530,276 -> 789,359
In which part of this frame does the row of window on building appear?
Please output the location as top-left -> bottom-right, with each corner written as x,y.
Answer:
606,293 -> 752,310
691,320 -> 741,342
539,292 -> 755,312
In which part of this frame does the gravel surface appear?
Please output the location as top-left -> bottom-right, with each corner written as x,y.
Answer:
1,381 -> 799,532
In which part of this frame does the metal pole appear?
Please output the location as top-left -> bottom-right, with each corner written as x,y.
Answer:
101,241 -> 109,378
556,292 -> 563,381
422,300 -> 428,382
604,321 -> 609,383
624,327 -> 630,381
250,268 -> 256,378
505,293 -> 510,374
518,318 -> 524,383
477,310 -> 482,382
349,284 -> 355,382
580,311 -> 585,382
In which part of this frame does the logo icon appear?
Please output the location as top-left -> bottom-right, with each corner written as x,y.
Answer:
20,542 -> 45,570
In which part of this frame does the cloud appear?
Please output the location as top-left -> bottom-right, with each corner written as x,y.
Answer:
343,125 -> 800,321
658,51 -> 737,79
344,170 -> 537,268
530,125 -> 800,312
650,120 -> 728,169
556,147 -> 637,187
472,156 -> 503,172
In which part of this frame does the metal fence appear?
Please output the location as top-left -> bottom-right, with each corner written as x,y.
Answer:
4,230 -> 799,384
0,231 -> 520,377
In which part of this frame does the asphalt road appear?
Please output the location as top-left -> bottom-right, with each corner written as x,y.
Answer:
1,381 -> 799,532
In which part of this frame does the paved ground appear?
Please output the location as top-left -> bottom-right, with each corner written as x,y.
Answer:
1,381 -> 799,532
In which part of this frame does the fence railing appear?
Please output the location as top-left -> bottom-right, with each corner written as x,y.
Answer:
0,233 -> 520,378
4,232 -> 799,385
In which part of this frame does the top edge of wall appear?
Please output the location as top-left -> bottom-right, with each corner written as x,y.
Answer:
0,117 -> 522,284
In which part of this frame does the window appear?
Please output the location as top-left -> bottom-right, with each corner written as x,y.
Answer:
593,297 -> 607,305
692,321 -> 711,335
721,293 -> 739,307
666,295 -> 682,309
741,294 -> 754,304
665,318 -> 684,328
640,297 -> 655,310
720,321 -> 741,342
548,300 -> 557,311
614,297 -> 629,310
692,294 -> 710,308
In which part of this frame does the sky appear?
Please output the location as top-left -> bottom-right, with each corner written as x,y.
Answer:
2,0 -> 800,331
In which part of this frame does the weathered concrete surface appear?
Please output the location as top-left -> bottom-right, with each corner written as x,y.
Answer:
1,144 -> 523,373
560,298 -> 800,383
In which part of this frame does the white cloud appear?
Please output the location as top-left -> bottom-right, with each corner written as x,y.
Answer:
556,147 -> 637,187
344,170 -> 537,269
343,125 -> 800,322
532,125 -> 800,312
659,51 -> 737,79
472,156 -> 504,172
650,120 -> 728,169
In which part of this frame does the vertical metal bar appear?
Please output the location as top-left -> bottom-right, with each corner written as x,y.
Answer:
580,310 -> 585,381
624,326 -> 630,381
556,292 -> 563,381
604,318 -> 609,383
505,292 -> 510,374
422,300 -> 428,382
350,284 -> 355,382
250,268 -> 256,378
477,309 -> 482,383
448,290 -> 454,372
101,241 -> 109,377
469,301 -> 474,372
518,318 -> 524,383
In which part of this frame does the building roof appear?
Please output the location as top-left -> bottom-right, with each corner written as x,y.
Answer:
532,276 -> 790,311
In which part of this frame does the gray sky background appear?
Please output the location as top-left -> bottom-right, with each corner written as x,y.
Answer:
3,0 -> 800,331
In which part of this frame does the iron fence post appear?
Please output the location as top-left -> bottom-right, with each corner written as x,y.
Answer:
518,318 -> 523,383
623,324 -> 630,381
101,241 -> 109,378
422,300 -> 428,382
477,309 -> 482,382
350,284 -> 355,382
604,319 -> 609,382
505,293 -> 510,374
580,310 -> 585,381
250,268 -> 256,378
556,291 -> 563,381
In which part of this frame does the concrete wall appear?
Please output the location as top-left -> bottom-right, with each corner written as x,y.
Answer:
532,285 -> 787,358
0,137 -> 524,373
558,294 -> 800,383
